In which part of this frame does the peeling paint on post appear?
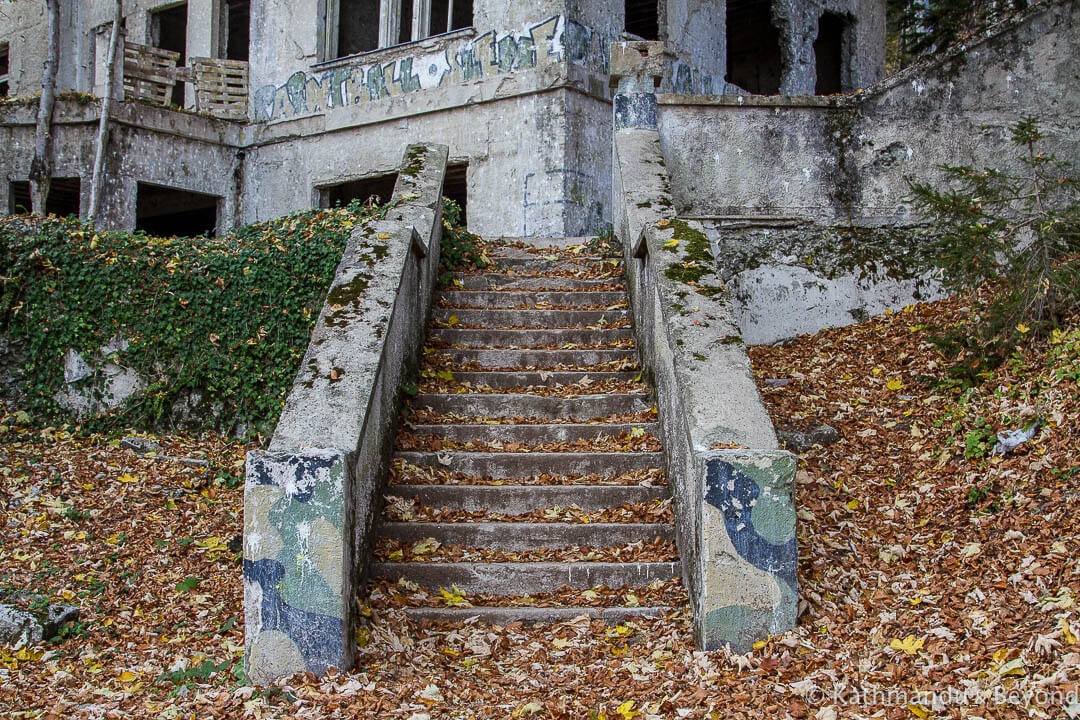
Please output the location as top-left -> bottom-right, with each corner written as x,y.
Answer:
700,450 -> 797,652
243,449 -> 355,685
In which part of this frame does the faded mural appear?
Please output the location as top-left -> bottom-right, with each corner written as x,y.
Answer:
254,15 -> 717,123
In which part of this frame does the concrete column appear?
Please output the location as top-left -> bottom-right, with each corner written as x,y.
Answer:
186,0 -> 220,108
609,41 -> 666,131
243,450 -> 356,685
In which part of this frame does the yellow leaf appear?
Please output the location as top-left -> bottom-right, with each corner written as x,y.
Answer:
890,635 -> 926,655
388,549 -> 404,561
610,645 -> 628,657
1062,618 -> 1077,645
1016,323 -> 1030,334
439,586 -> 472,608
616,701 -> 639,719
664,239 -> 679,248
513,701 -> 544,716
117,671 -> 138,683
412,537 -> 441,556
907,703 -> 932,719
629,427 -> 646,439
887,379 -> 904,391
436,369 -> 454,382
118,473 -> 139,483
846,499 -> 860,510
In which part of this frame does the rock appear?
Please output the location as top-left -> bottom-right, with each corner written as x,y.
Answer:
177,457 -> 210,469
121,436 -> 163,455
227,534 -> 243,554
44,605 -> 80,638
777,423 -> 841,453
764,378 -> 790,387
62,349 -> 94,384
0,604 -> 43,647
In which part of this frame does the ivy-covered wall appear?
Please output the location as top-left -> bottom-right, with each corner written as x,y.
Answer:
0,202 -> 383,436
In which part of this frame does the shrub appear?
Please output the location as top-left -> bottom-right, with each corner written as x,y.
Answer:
908,117 -> 1080,382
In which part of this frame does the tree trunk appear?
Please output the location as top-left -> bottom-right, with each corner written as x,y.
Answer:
89,0 -> 124,226
29,0 -> 61,216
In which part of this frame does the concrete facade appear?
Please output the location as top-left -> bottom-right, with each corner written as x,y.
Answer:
2,0 -> 886,237
653,0 -> 1080,343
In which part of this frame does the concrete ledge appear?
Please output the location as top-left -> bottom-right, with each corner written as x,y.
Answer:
243,142 -> 449,685
612,126 -> 797,653
657,93 -> 843,108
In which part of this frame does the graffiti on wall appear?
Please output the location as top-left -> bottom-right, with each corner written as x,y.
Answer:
255,16 -> 602,123
252,14 -> 720,123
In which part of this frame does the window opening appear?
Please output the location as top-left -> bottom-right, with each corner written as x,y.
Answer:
9,178 -> 81,216
398,0 -> 414,45
625,0 -> 659,40
226,0 -> 250,61
726,0 -> 782,94
335,0 -> 380,57
136,183 -> 220,237
319,173 -> 398,209
0,44 -> 9,97
151,3 -> 188,106
814,11 -> 849,95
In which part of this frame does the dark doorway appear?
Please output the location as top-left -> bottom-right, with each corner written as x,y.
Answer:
625,0 -> 659,40
9,178 -> 82,216
337,0 -> 380,57
320,173 -> 398,209
444,162 -> 468,226
726,0 -> 782,95
151,3 -> 188,106
226,0 -> 250,61
814,11 -> 849,95
136,183 -> 220,237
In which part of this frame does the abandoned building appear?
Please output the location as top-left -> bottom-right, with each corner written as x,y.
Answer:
1,0 -> 885,237
4,0 -> 1078,688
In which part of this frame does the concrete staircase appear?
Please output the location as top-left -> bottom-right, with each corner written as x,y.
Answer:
368,237 -> 684,623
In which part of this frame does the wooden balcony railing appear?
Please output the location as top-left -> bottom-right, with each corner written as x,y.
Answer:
123,41 -> 248,120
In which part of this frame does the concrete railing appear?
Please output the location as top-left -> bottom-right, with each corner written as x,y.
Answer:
611,41 -> 797,653
243,143 -> 448,684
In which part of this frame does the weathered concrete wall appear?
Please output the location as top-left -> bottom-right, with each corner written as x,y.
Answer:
244,143 -> 447,685
655,0 -> 1080,342
0,99 -> 241,230
612,118 -> 797,652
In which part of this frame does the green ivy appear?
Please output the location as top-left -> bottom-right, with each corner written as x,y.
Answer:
0,200 -> 385,436
437,198 -> 488,286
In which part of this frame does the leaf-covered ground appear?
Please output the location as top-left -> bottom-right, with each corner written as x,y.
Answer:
1,294 -> 1078,719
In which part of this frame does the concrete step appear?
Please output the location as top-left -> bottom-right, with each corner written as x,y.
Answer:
432,308 -> 630,328
427,348 -> 639,370
393,451 -> 664,478
379,522 -> 674,550
436,291 -> 627,308
489,236 -> 599,250
372,561 -> 682,594
387,485 -> 669,512
400,606 -> 674,625
430,371 -> 639,389
447,274 -> 624,291
486,257 -> 623,274
409,393 -> 654,420
403,422 -> 657,443
428,328 -> 632,348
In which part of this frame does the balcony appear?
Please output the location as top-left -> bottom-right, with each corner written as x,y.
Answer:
122,41 -> 248,121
